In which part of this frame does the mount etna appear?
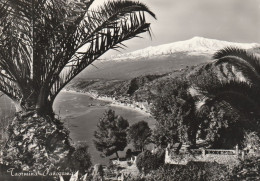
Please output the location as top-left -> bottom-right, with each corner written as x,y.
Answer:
76,37 -> 260,80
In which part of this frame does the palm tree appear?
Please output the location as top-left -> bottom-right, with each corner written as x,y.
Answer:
195,47 -> 260,114
213,47 -> 260,85
192,47 -> 260,148
195,81 -> 260,116
0,0 -> 156,171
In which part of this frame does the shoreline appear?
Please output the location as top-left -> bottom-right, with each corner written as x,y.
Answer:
60,90 -> 152,117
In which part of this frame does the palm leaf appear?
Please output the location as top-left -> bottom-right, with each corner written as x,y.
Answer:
213,47 -> 260,84
0,0 -> 155,112
196,80 -> 260,116
48,1 -> 156,102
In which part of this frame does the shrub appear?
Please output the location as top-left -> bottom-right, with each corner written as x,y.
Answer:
70,142 -> 92,173
229,156 -> 260,180
127,121 -> 151,151
145,162 -> 230,181
136,149 -> 165,174
243,132 -> 260,153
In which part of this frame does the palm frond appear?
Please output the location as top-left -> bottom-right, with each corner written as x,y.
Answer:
48,0 -> 156,101
0,0 -> 155,111
196,80 -> 260,115
213,47 -> 260,84
0,0 -> 91,100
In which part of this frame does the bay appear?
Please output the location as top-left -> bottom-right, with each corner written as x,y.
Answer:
53,91 -> 155,165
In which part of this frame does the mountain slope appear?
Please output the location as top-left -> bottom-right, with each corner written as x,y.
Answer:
77,37 -> 260,80
106,36 -> 259,61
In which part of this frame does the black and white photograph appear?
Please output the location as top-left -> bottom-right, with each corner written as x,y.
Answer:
0,0 -> 259,180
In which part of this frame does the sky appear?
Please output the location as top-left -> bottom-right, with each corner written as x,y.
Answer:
91,0 -> 260,57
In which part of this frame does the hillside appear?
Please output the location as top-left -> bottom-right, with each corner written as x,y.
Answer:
67,37 -> 260,107
77,53 -> 209,80
67,57 -> 253,111
66,73 -> 169,97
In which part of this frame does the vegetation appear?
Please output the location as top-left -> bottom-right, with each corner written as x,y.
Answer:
143,162 -> 230,181
53,47 -> 260,180
93,109 -> 129,158
151,78 -> 199,147
229,156 -> 260,180
192,47 -> 260,148
243,131 -> 260,152
127,121 -> 151,151
0,0 -> 155,171
197,106 -> 245,148
70,142 -> 92,174
194,47 -> 260,117
127,74 -> 167,96
4,115 -> 72,172
67,47 -> 260,151
136,149 -> 165,174
148,47 -> 260,149
66,74 -> 166,98
0,115 -> 10,149
125,162 -> 231,181
90,164 -> 105,181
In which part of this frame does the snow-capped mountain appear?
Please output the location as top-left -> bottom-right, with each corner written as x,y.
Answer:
106,37 -> 260,61
78,37 -> 260,80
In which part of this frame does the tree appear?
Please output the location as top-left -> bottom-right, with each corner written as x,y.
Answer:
70,142 -> 92,174
127,120 -> 151,151
151,47 -> 260,149
0,0 -> 155,171
151,78 -> 199,147
135,150 -> 165,174
195,47 -> 260,115
192,47 -> 260,148
197,105 -> 245,148
93,109 -> 129,158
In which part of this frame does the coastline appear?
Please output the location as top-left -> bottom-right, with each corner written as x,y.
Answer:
55,90 -> 155,165
60,89 -> 152,117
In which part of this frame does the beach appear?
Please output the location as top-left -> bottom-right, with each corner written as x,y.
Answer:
61,89 -> 151,117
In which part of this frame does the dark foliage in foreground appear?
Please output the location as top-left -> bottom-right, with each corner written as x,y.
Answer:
3,115 -> 73,172
70,143 -> 92,174
229,156 -> 260,180
129,156 -> 260,181
127,162 -> 230,181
